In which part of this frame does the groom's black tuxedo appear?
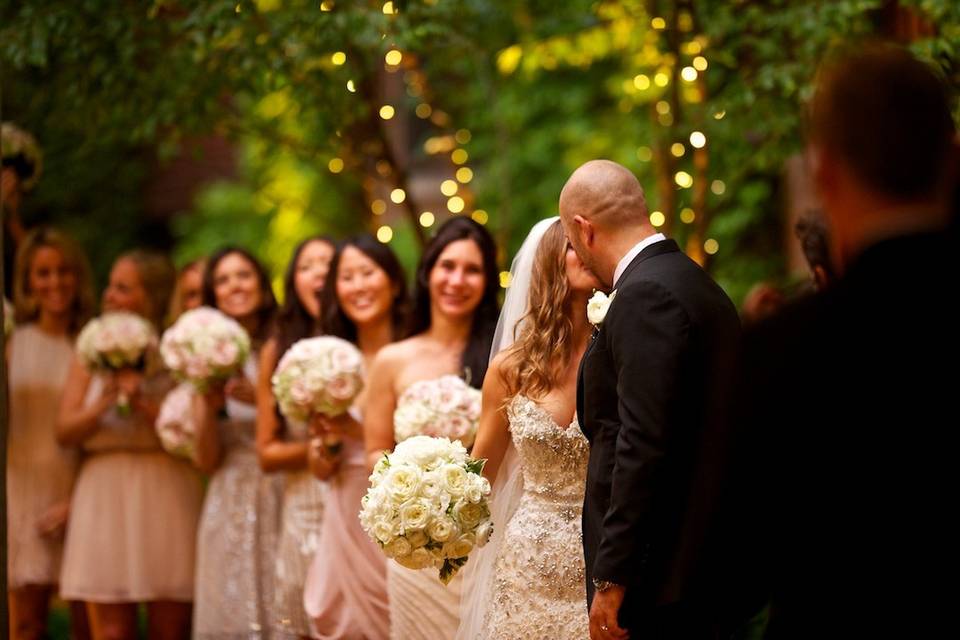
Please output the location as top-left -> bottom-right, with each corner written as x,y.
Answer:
578,238 -> 739,634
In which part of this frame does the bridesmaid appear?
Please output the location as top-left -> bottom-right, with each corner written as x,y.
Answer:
191,246 -> 284,639
255,236 -> 335,638
167,257 -> 206,324
302,234 -> 408,639
364,217 -> 499,640
57,250 -> 204,639
6,228 -> 94,640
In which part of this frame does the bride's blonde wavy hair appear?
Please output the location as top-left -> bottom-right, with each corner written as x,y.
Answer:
500,220 -> 573,401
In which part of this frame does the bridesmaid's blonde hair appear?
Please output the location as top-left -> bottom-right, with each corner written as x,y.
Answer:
13,227 -> 95,335
500,221 -> 573,401
118,249 -> 175,331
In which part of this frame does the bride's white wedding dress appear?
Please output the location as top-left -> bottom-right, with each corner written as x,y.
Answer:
479,395 -> 590,639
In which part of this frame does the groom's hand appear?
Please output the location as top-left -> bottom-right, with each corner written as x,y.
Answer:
589,585 -> 629,640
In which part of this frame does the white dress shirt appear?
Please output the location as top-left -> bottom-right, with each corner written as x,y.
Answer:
613,233 -> 667,287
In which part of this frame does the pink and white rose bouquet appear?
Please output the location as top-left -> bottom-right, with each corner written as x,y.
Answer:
393,375 -> 481,448
271,336 -> 364,421
76,311 -> 157,414
360,435 -> 492,585
160,306 -> 250,391
155,383 -> 198,460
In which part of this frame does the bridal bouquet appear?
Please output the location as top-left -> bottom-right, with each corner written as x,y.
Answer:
160,306 -> 251,392
76,311 -> 157,414
271,336 -> 364,422
394,375 -> 481,448
155,383 -> 198,460
360,435 -> 493,584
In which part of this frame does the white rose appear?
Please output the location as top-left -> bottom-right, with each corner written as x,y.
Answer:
475,520 -> 493,547
406,529 -> 429,548
587,289 -> 617,326
427,515 -> 459,543
453,501 -> 488,530
419,470 -> 443,498
383,466 -> 422,504
371,521 -> 395,544
440,463 -> 468,497
383,536 -> 413,559
442,533 -> 476,559
395,546 -> 435,570
399,499 -> 433,531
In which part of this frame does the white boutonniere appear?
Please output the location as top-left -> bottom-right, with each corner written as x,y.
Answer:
587,290 -> 617,327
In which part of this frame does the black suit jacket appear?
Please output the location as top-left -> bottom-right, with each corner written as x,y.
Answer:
714,230 -> 960,638
578,239 -> 739,631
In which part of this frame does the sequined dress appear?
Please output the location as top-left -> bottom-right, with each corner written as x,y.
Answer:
481,395 -> 590,639
194,357 -> 284,639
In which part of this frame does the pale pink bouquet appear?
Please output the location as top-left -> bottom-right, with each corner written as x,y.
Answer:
159,306 -> 250,392
271,336 -> 364,422
155,383 -> 198,460
393,375 -> 481,448
76,311 -> 157,414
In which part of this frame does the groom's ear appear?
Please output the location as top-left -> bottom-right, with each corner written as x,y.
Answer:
573,214 -> 594,247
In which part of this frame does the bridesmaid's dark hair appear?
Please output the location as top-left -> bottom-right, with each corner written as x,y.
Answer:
408,217 -> 499,388
274,235 -> 336,365
321,234 -> 409,344
202,246 -> 277,345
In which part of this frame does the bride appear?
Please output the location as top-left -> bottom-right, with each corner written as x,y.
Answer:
458,218 -> 599,639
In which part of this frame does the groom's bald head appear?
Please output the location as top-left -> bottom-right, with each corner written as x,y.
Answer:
558,160 -> 649,231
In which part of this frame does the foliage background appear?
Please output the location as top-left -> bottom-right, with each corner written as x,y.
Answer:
3,0 -> 959,304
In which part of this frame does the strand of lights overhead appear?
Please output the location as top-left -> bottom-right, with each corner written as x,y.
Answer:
649,211 -> 665,227
371,199 -> 387,215
690,131 -> 706,148
390,188 -> 406,203
385,49 -> 402,66
447,196 -> 465,213
328,158 -> 344,173
704,239 -> 719,255
379,105 -> 395,120
471,210 -> 488,225
377,225 -> 393,243
440,180 -> 458,196
419,211 -> 435,227
680,208 -> 696,224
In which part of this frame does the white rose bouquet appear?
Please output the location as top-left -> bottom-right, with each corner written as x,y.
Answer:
155,383 -> 198,460
160,306 -> 251,392
76,311 -> 157,414
271,336 -> 364,422
393,375 -> 481,448
359,435 -> 493,585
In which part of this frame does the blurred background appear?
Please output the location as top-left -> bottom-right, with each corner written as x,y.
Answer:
3,0 -> 959,307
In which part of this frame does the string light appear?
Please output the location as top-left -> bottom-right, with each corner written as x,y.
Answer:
332,52 -> 347,66
680,207 -> 696,224
376,160 -> 392,177
390,188 -> 406,203
320,1 -> 333,11
693,56 -> 708,71
440,180 -> 458,196
658,112 -> 674,127
472,210 -> 489,225
377,225 -> 393,243
447,196 -> 465,213
690,131 -> 706,148
415,104 -> 432,119
385,49 -> 402,66
654,72 -> 669,87
499,271 -> 512,288
711,180 -> 726,195
419,211 -> 435,227
651,17 -> 666,29
681,66 -> 698,82
456,167 -> 473,183
650,211 -> 666,227
455,129 -> 472,144
382,1 -> 396,14
371,199 -> 387,215
379,105 -> 395,120
636,146 -> 653,162
704,239 -> 719,255
451,149 -> 468,165
714,110 -> 726,120
674,171 -> 693,188
656,100 -> 671,115
328,158 -> 344,173
671,143 -> 685,157
684,40 -> 702,55
633,74 -> 650,90
346,80 -> 356,92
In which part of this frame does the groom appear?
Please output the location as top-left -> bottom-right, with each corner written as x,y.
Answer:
560,160 -> 739,639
